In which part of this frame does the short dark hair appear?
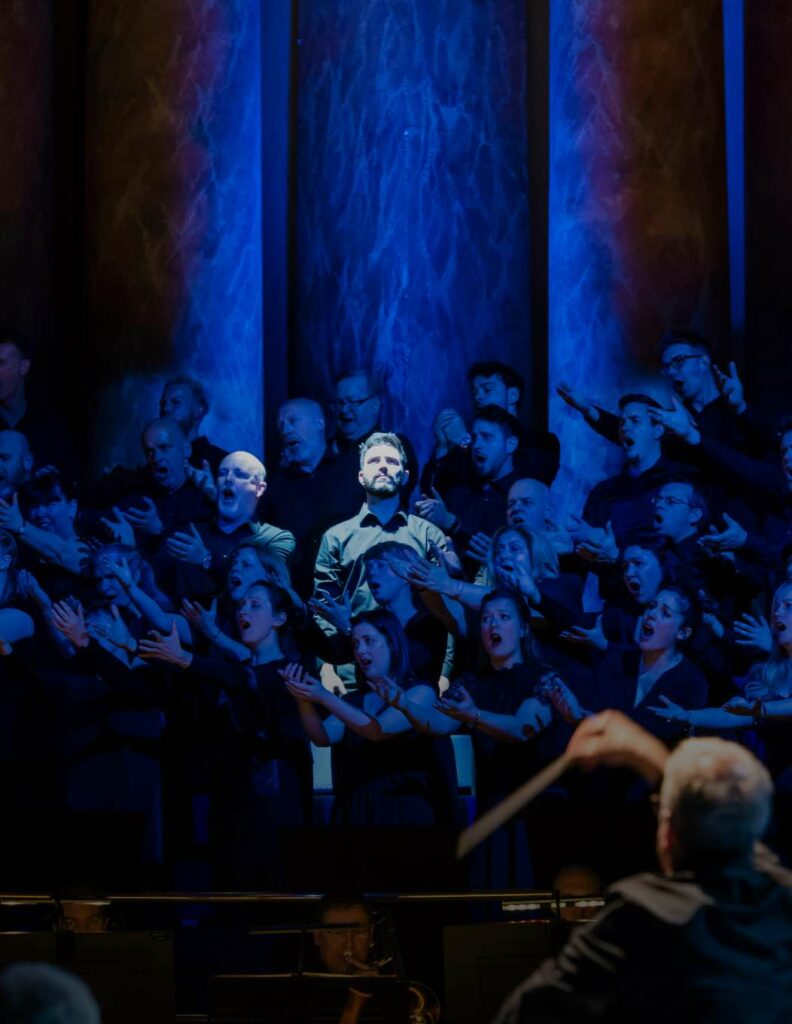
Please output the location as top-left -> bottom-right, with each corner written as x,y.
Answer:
0,331 -> 33,361
472,404 -> 521,441
163,375 -> 210,417
659,329 -> 714,360
468,361 -> 524,400
350,608 -> 411,686
317,892 -> 372,924
19,466 -> 78,511
335,369 -> 379,396
362,540 -> 412,564
358,431 -> 407,469
618,393 -> 663,412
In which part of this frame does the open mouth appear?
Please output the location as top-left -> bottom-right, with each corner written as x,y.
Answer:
622,436 -> 635,449
238,615 -> 251,632
358,656 -> 372,671
230,573 -> 243,589
625,577 -> 641,596
220,485 -> 236,502
153,462 -> 170,478
774,618 -> 787,634
472,452 -> 486,467
640,620 -> 655,640
497,560 -> 515,573
487,630 -> 503,646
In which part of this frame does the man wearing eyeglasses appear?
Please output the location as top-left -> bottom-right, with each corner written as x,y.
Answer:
330,371 -> 418,506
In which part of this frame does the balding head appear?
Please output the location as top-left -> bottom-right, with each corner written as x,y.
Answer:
217,451 -> 267,528
658,737 -> 773,872
0,431 -> 32,500
0,962 -> 100,1024
277,398 -> 326,471
506,478 -> 551,532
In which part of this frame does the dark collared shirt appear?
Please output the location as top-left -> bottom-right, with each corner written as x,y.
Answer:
313,503 -> 448,619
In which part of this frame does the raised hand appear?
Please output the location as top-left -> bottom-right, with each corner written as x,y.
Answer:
646,695 -> 689,724
733,612 -> 772,654
279,662 -> 327,703
367,674 -> 406,709
435,683 -> 477,722
559,614 -> 607,651
414,488 -> 456,531
308,595 -> 352,635
181,596 -> 219,637
565,709 -> 668,780
100,507 -> 136,547
16,569 -> 49,608
185,459 -> 218,502
712,361 -> 746,414
433,408 -> 470,455
574,520 -> 619,564
648,397 -> 699,443
406,553 -> 455,596
106,555 -> 135,591
88,603 -> 136,655
165,523 -> 210,566
137,619 -> 191,667
536,672 -> 590,722
697,513 -> 747,553
0,493 -> 24,535
466,531 -> 492,565
52,599 -> 88,648
122,497 -> 164,536
556,381 -> 598,420
496,565 -> 541,605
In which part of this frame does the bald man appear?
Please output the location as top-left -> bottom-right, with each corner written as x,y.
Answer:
166,450 -> 296,599
261,399 -> 361,596
497,717 -> 792,1023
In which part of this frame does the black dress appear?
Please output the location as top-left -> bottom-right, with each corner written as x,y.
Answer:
330,682 -> 455,828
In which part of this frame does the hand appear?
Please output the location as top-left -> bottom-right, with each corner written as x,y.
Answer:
181,597 -> 219,638
16,569 -> 50,608
433,408 -> 470,455
559,614 -> 607,652
368,674 -> 406,709
185,459 -> 218,502
466,531 -> 492,565
106,554 -> 135,591
496,566 -> 541,605
165,524 -> 210,566
122,497 -> 164,536
137,619 -> 192,667
733,612 -> 772,654
415,488 -> 456,532
52,599 -> 89,648
100,507 -> 136,547
406,554 -> 455,596
697,513 -> 747,553
646,695 -> 690,724
713,361 -> 746,415
279,662 -> 328,704
434,683 -> 477,723
723,695 -> 760,717
565,709 -> 668,781
701,611 -> 725,640
574,520 -> 619,564
648,396 -> 699,444
536,672 -> 590,723
0,493 -> 24,535
87,603 -> 136,655
544,519 -> 574,555
556,381 -> 598,421
308,595 -> 352,635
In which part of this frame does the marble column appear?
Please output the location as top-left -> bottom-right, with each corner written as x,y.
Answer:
293,0 -> 533,468
744,3 -> 792,421
548,0 -> 731,518
84,0 -> 263,472
0,2 -> 52,339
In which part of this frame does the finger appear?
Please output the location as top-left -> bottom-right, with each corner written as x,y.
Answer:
728,361 -> 738,379
189,523 -> 201,539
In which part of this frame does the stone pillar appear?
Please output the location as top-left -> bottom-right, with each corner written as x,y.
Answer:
84,0 -> 263,471
0,2 -> 52,339
293,0 -> 533,467
548,0 -> 731,517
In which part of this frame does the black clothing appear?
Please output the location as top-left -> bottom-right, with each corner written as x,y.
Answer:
330,683 -> 454,827
188,434 -> 228,474
263,452 -> 361,597
582,456 -> 681,547
421,429 -> 561,495
593,648 -> 708,743
444,469 -> 520,558
496,859 -> 792,1024
0,388 -> 79,483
